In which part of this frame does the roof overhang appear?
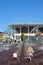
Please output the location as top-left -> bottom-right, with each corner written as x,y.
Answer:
8,23 -> 43,29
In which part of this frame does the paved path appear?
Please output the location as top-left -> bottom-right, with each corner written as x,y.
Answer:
18,43 -> 43,65
0,42 -> 43,65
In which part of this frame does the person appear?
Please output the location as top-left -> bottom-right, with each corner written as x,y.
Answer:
27,46 -> 34,61
13,52 -> 17,59
12,51 -> 20,62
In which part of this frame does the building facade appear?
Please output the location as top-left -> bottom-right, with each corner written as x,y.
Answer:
0,32 -> 3,41
8,24 -> 43,41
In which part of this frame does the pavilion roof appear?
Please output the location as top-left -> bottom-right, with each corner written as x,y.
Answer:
9,23 -> 43,28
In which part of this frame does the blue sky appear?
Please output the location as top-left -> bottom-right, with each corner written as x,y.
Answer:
0,0 -> 43,32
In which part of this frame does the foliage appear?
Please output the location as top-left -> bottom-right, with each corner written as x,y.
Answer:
35,32 -> 41,36
20,33 -> 26,41
21,33 -> 25,38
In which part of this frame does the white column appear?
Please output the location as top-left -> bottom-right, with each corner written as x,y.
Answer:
28,26 -> 29,34
20,26 -> 21,41
36,26 -> 38,33
13,27 -> 15,41
20,26 -> 21,34
14,27 -> 16,41
28,26 -> 29,41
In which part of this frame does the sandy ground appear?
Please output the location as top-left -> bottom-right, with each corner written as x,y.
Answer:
0,42 -> 43,65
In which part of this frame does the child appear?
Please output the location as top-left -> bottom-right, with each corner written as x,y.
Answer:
27,46 -> 34,61
13,52 -> 17,59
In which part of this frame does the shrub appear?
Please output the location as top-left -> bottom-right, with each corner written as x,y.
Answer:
35,32 -> 41,36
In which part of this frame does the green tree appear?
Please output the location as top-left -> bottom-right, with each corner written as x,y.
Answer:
21,33 -> 25,41
35,32 -> 41,36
